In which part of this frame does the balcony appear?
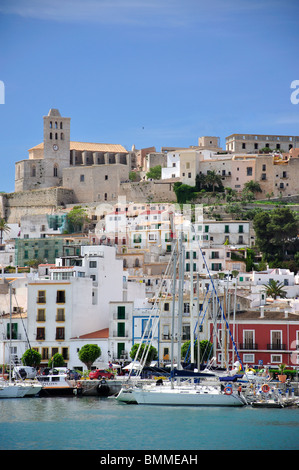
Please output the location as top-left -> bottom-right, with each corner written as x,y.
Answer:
267,343 -> 286,351
239,343 -> 258,350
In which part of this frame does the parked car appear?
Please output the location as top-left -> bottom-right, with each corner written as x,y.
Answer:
89,369 -> 114,380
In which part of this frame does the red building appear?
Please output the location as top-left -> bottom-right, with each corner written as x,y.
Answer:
211,307 -> 299,369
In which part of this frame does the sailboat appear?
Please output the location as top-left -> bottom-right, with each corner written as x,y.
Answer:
0,377 -> 28,398
117,227 -> 247,407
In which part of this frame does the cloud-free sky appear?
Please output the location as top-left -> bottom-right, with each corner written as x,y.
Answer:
0,0 -> 298,193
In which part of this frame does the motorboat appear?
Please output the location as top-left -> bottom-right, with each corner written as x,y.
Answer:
36,368 -> 74,396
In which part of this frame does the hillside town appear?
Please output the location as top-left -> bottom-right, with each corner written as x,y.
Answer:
0,108 -> 299,377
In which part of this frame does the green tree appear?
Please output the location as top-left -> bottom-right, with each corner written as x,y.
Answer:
243,180 -> 262,194
66,205 -> 90,233
173,183 -> 196,204
48,353 -> 65,368
146,165 -> 162,180
205,170 -> 223,192
253,207 -> 298,261
78,344 -> 101,369
0,218 -> 10,244
181,339 -> 213,364
263,279 -> 287,300
130,343 -> 158,366
21,349 -> 42,368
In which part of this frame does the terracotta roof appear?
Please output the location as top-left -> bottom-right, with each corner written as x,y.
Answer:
235,310 -> 299,321
29,141 -> 127,153
71,328 -> 109,340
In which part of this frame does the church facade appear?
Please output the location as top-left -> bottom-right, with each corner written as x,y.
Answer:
14,108 -> 134,203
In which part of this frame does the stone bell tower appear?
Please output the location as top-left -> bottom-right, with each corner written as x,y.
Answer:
43,108 -> 71,186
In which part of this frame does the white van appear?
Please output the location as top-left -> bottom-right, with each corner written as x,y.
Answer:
13,366 -> 37,380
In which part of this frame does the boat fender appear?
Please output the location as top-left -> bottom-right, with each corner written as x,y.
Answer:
97,381 -> 110,397
101,379 -> 106,385
262,384 -> 270,393
224,386 -> 233,395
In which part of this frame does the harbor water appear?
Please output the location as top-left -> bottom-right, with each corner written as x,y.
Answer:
0,396 -> 299,451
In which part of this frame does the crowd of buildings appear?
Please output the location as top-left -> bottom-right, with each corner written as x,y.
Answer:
0,108 -> 299,374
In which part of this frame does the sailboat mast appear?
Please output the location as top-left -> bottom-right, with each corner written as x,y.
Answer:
9,282 -> 12,382
170,249 -> 177,384
177,233 -> 185,370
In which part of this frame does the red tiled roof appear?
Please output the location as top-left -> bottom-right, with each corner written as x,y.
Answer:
71,328 -> 109,340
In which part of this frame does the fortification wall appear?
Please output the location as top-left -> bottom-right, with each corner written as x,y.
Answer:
119,180 -> 177,203
0,187 -> 75,223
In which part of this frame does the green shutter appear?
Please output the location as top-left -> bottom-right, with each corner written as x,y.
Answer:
117,322 -> 125,337
117,306 -> 125,319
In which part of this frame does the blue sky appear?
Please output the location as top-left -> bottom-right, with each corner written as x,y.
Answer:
0,0 -> 299,193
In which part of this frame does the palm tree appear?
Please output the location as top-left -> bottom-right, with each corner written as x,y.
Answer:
205,170 -> 222,192
262,279 -> 287,300
0,218 -> 10,244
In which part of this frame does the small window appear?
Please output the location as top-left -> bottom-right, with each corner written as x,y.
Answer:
80,175 -> 85,182
56,290 -> 66,303
56,308 -> 65,321
37,309 -> 46,322
37,291 -> 46,304
105,175 -> 108,180
56,327 -> 65,340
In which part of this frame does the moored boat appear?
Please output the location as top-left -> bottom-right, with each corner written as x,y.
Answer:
36,368 -> 74,396
132,382 -> 246,406
0,379 -> 28,398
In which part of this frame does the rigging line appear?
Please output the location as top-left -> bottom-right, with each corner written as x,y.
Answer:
183,288 -> 211,363
128,240 -> 179,378
12,287 -> 31,349
137,248 -> 177,367
190,223 -> 244,369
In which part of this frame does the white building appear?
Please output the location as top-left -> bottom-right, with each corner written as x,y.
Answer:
25,245 -> 126,369
161,152 -> 180,180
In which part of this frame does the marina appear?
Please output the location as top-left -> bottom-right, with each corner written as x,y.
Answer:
0,395 -> 299,450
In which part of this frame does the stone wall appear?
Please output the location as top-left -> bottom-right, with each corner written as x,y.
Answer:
0,187 -> 75,223
119,180 -> 176,203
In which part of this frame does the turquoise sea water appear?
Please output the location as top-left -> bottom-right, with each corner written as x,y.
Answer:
0,396 -> 298,451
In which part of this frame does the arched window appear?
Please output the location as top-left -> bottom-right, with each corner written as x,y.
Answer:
50,121 -> 52,129
55,133 -> 58,140
104,193 -> 107,201
60,122 -> 63,129
53,164 -> 58,177
55,121 -> 58,129
31,165 -> 36,177
61,133 -> 64,140
50,132 -> 52,140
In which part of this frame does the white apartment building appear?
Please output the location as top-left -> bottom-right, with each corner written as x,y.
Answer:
0,276 -> 30,367
25,245 -> 125,369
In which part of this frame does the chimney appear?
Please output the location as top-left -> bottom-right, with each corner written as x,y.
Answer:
260,306 -> 264,318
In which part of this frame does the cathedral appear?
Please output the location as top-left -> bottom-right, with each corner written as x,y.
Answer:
14,109 -> 134,203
